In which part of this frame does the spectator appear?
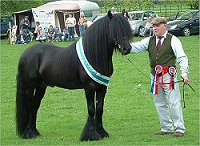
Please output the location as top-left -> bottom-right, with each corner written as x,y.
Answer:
47,25 -> 56,42
78,12 -> 88,36
122,9 -> 129,20
111,7 -> 117,14
19,16 -> 32,41
58,28 -> 68,42
35,21 -> 46,42
15,29 -> 28,44
20,16 -> 30,33
65,13 -> 76,41
54,27 -> 60,41
143,16 -> 153,37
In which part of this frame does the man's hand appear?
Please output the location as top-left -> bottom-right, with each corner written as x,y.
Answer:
181,76 -> 189,85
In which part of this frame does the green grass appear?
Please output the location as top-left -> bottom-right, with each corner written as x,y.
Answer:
0,36 -> 199,146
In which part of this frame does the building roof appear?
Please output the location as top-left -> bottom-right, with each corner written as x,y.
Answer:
38,0 -> 99,11
37,3 -> 80,11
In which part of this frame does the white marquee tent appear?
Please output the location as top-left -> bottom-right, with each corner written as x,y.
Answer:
12,0 -> 100,34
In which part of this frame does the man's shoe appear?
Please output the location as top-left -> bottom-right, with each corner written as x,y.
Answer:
155,131 -> 173,135
173,132 -> 184,137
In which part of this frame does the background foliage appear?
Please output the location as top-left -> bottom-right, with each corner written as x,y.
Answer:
1,0 -> 47,16
1,0 -> 198,16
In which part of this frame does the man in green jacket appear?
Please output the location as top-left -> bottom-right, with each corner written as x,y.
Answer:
130,17 -> 189,137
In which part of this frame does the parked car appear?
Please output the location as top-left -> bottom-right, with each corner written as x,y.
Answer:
128,10 -> 158,36
167,10 -> 199,36
0,15 -> 13,37
92,13 -> 107,23
91,11 -> 158,36
84,13 -> 106,28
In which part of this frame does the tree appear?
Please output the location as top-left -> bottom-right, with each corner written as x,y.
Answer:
0,0 -> 46,16
187,0 -> 199,9
98,0 -> 154,12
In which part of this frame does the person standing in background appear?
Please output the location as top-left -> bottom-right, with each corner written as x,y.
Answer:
143,16 -> 153,37
19,16 -> 32,41
20,16 -> 30,34
65,13 -> 76,41
122,9 -> 129,20
78,12 -> 87,37
111,7 -> 117,14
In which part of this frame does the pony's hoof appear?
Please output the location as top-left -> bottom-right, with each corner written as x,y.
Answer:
21,128 -> 40,139
97,129 -> 109,138
80,130 -> 101,141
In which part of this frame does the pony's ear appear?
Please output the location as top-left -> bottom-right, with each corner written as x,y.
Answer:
122,9 -> 125,15
107,10 -> 113,20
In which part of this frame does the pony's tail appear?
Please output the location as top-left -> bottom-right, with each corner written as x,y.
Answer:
16,71 -> 28,137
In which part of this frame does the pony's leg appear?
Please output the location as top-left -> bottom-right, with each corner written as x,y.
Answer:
80,88 -> 101,141
96,86 -> 109,138
22,87 -> 46,139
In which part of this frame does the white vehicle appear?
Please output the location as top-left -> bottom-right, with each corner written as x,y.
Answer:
91,13 -> 107,23
128,10 -> 158,36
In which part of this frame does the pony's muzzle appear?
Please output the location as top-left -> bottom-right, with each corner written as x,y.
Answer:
117,39 -> 132,55
122,48 -> 131,55
121,45 -> 131,55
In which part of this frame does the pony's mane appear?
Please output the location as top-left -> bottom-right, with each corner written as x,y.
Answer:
82,13 -> 133,70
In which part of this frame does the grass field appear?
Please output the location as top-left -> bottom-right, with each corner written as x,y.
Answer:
0,35 -> 199,146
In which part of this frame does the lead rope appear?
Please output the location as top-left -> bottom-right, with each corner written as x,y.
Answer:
183,84 -> 186,108
126,58 -> 182,84
127,58 -> 195,108
181,77 -> 196,108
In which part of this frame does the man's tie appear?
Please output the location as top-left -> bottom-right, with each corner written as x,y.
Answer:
156,36 -> 163,51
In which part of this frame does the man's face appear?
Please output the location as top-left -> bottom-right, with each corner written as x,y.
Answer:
153,23 -> 167,36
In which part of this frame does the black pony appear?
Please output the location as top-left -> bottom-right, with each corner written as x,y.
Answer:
16,11 -> 133,141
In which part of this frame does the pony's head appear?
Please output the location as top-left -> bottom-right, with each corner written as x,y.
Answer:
107,10 -> 133,55
82,10 -> 133,66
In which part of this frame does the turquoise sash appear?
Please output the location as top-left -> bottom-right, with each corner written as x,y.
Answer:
76,38 -> 110,86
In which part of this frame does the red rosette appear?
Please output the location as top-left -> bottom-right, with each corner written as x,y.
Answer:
168,66 -> 176,75
155,65 -> 163,74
